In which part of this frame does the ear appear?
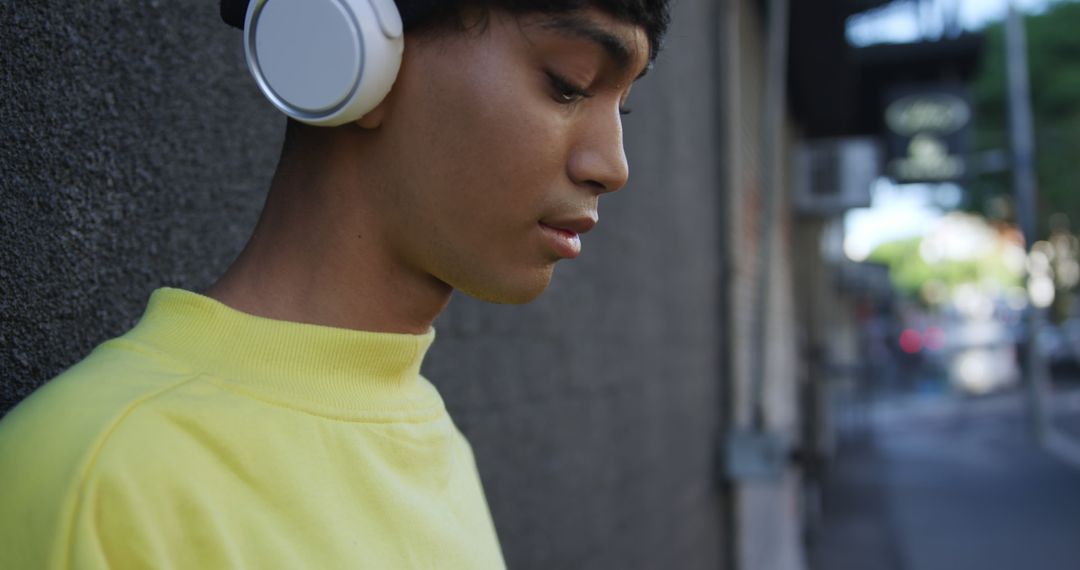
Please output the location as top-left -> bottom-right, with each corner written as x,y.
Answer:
356,107 -> 386,129
356,36 -> 414,130
357,33 -> 417,130
355,95 -> 392,129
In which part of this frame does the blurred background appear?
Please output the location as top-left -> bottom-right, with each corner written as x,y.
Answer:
2,0 -> 1080,569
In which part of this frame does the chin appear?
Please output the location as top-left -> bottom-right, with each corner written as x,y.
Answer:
453,266 -> 555,305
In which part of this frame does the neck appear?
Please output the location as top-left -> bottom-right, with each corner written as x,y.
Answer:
206,126 -> 452,335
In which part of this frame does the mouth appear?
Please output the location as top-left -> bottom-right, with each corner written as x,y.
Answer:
537,216 -> 597,259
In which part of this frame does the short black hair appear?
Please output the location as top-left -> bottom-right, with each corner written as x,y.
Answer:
220,0 -> 671,60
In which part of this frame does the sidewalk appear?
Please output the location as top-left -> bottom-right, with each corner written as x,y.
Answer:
809,389 -> 1080,570
808,433 -> 904,570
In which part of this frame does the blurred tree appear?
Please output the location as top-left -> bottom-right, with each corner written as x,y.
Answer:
868,237 -> 935,300
970,0 -> 1080,235
867,217 -> 1025,308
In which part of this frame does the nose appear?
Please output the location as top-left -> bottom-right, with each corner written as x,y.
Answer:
566,107 -> 630,194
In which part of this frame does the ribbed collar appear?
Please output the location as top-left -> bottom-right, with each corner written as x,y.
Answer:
123,288 -> 443,421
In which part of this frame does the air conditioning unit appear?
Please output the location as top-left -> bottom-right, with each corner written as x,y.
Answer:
793,137 -> 881,217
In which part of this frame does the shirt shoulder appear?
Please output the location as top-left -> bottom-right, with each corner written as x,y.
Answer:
0,337 -> 205,569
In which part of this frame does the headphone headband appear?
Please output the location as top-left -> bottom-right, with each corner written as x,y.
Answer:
220,0 -> 250,30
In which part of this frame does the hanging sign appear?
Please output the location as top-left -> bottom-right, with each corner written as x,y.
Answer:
884,85 -> 972,183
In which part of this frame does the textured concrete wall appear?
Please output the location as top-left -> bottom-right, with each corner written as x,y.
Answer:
0,1 -> 282,410
1,1 -> 728,569
428,0 -> 728,565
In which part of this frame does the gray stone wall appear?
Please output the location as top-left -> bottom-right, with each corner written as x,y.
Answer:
1,1 -> 728,568
1,1 -> 282,408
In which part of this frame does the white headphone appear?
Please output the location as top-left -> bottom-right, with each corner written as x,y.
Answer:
243,0 -> 404,126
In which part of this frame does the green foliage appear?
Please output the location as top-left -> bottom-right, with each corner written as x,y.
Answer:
867,237 -> 927,298
867,233 -> 1023,306
970,1 -> 1080,235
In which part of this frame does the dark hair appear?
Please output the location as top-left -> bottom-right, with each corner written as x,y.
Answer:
220,0 -> 671,60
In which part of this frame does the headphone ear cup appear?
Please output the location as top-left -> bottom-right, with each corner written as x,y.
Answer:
244,0 -> 403,126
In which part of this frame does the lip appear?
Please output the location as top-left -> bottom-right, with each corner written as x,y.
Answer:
541,217 -> 597,235
538,216 -> 597,259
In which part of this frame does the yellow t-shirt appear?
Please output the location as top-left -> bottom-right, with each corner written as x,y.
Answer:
0,288 -> 506,569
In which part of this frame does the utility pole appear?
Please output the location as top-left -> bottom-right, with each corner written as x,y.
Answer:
942,0 -> 962,38
1005,1 -> 1051,445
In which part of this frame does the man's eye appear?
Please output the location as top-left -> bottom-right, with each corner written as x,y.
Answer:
547,72 -> 591,104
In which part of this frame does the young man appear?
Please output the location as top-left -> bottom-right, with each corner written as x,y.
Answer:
0,0 -> 669,568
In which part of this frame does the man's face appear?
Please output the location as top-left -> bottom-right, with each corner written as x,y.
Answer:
370,8 -> 650,304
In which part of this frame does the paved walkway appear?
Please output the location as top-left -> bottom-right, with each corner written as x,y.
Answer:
810,388 -> 1080,570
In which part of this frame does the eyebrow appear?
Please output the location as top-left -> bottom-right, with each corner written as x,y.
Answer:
539,16 -> 652,80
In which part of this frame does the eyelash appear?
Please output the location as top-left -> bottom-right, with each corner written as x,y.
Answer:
546,71 -> 633,116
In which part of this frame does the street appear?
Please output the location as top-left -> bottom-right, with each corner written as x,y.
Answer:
811,387 -> 1080,570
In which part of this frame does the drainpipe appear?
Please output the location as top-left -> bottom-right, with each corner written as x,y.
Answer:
722,0 -> 791,486
750,0 -> 790,435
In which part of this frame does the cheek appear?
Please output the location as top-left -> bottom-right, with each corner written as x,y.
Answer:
381,40 -> 571,300
406,58 -> 567,216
